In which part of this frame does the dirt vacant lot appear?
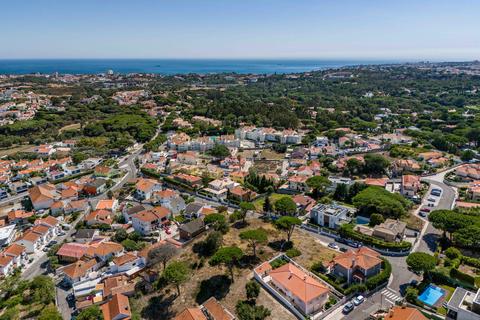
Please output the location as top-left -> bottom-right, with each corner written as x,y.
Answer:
130,217 -> 336,319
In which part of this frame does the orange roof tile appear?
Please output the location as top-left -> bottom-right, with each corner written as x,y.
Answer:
386,306 -> 427,320
270,263 -> 329,303
202,297 -> 234,320
3,243 -> 26,257
331,247 -> 382,270
174,308 -> 207,320
61,258 -> 97,279
101,293 -> 131,320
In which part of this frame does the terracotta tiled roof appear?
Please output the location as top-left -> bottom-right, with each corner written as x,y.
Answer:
7,210 -> 33,221
85,209 -> 113,225
0,255 -> 14,267
174,308 -> 207,320
112,253 -> 137,266
57,243 -> 88,259
3,243 -> 26,257
35,215 -> 59,228
85,241 -> 123,258
61,258 -> 96,279
331,247 -> 381,270
385,306 -> 427,320
31,224 -> 50,235
19,230 -> 41,243
28,183 -> 57,204
270,263 -> 329,303
136,178 -> 157,192
96,199 -> 116,211
101,293 -> 131,320
103,275 -> 135,297
364,178 -> 388,187
133,207 -> 170,223
203,297 -> 234,320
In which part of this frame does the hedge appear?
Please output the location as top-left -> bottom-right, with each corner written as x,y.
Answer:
163,176 -> 196,191
344,284 -> 367,295
140,167 -> 161,179
462,256 -> 480,269
365,258 -> 392,290
311,270 -> 346,295
430,270 -> 476,291
339,223 -> 412,251
450,268 -> 476,287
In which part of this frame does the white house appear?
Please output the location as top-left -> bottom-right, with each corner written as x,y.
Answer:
0,255 -> 15,276
310,203 -> 351,229
106,252 -> 145,275
16,231 -> 43,253
0,225 -> 17,246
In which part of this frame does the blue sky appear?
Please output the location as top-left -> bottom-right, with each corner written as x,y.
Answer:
1,0 -> 479,60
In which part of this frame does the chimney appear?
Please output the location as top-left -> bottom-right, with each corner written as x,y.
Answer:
351,258 -> 356,268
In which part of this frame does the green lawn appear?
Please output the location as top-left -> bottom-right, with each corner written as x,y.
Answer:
437,285 -> 455,315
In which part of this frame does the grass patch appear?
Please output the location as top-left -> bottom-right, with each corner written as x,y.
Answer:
59,123 -> 81,132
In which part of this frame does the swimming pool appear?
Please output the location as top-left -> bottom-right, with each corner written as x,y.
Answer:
418,284 -> 445,306
356,216 -> 370,225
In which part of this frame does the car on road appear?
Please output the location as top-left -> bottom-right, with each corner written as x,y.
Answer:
343,302 -> 354,314
428,198 -> 436,202
420,208 -> 431,213
419,211 -> 427,217
353,295 -> 365,306
339,247 -> 348,252
328,242 -> 339,250
431,189 -> 442,196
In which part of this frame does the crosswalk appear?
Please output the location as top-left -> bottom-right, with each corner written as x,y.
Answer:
381,288 -> 403,305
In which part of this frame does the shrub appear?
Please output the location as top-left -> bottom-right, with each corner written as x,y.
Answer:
450,268 -> 475,286
270,257 -> 288,269
405,286 -> 419,304
344,284 -> 367,295
445,247 -> 462,260
365,258 -> 392,290
462,256 -> 480,269
245,280 -> 260,300
285,248 -> 301,258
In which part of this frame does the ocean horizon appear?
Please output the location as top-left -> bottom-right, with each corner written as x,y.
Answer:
0,58 -> 405,75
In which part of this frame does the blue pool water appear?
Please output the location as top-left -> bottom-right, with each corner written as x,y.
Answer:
418,285 -> 445,306
356,216 -> 370,225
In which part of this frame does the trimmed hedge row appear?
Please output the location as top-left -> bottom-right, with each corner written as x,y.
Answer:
163,176 -> 196,191
450,268 -> 476,287
366,258 -> 392,290
140,167 -> 161,179
339,223 -> 412,251
462,255 -> 480,269
430,270 -> 476,291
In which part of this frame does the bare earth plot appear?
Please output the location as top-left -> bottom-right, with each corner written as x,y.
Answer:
130,218 -> 336,319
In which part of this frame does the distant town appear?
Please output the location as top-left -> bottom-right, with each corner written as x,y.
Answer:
0,61 -> 480,320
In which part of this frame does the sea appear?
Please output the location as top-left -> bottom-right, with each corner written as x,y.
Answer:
0,59 -> 399,75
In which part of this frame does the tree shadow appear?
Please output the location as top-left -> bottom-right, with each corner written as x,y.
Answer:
141,293 -> 176,320
233,221 -> 248,229
239,254 -> 261,268
422,232 -> 440,252
268,240 -> 292,252
195,274 -> 232,304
